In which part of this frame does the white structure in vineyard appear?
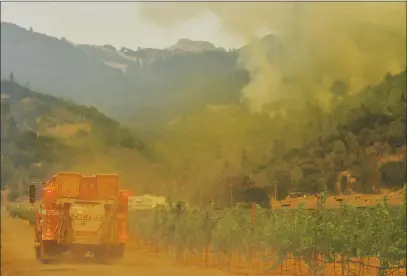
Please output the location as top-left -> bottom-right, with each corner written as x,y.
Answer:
128,195 -> 166,210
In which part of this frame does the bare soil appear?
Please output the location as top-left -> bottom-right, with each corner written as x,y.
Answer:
0,208 -> 230,276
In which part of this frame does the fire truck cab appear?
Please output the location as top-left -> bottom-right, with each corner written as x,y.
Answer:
29,172 -> 130,264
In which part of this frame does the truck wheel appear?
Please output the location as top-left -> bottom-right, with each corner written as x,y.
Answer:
94,249 -> 109,264
35,246 -> 40,260
39,240 -> 50,264
112,244 -> 125,259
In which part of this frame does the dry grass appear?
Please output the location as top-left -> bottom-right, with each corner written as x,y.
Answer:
45,122 -> 91,138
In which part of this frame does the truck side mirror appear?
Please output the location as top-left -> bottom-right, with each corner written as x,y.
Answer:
29,184 -> 36,204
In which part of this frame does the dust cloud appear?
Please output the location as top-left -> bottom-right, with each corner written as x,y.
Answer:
137,2 -> 406,112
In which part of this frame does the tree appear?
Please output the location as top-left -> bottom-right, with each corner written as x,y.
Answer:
330,80 -> 348,96
241,187 -> 270,208
331,140 -> 348,170
358,147 -> 380,193
9,72 -> 15,82
2,116 -> 18,141
7,190 -> 20,202
345,132 -> 359,153
119,129 -> 136,149
290,164 -> 303,190
345,132 -> 360,166
357,128 -> 373,147
270,139 -> 287,161
380,161 -> 406,188
24,81 -> 31,90
1,157 -> 15,189
240,149 -> 251,175
297,173 -> 326,194
274,166 -> 291,200
387,121 -> 405,149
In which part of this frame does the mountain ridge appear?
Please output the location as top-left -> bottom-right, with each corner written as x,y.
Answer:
1,21 -> 244,122
167,38 -> 226,52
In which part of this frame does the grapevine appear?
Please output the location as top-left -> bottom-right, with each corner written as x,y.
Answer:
131,196 -> 406,275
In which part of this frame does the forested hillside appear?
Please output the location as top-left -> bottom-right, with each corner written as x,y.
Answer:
1,22 -> 241,123
149,70 -> 406,203
261,70 -> 406,197
0,78 -> 169,199
1,20 -> 405,206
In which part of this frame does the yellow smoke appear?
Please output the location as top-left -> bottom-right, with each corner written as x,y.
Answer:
137,2 -> 406,112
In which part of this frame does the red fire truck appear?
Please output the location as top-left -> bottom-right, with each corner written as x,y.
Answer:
28,172 -> 130,263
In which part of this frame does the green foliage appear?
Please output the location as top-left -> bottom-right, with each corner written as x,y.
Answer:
0,80 -> 149,189
297,173 -> 326,194
1,157 -> 15,189
7,190 -> 20,202
144,69 -> 405,200
131,200 -> 406,271
8,205 -> 37,225
234,187 -> 271,208
380,161 -> 406,188
330,79 -> 348,96
387,121 -> 406,148
256,70 -> 407,196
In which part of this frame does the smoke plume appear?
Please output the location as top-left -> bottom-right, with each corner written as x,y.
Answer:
138,2 -> 406,112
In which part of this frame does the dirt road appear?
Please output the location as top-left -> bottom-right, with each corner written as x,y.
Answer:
1,210 -> 230,276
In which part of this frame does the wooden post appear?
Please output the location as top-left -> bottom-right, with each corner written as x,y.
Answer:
251,202 -> 256,274
274,181 -> 278,200
204,245 -> 209,267
229,182 -> 233,209
204,206 -> 210,268
251,202 -> 256,231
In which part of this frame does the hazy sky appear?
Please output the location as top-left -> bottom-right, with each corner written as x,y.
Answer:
1,1 -> 244,49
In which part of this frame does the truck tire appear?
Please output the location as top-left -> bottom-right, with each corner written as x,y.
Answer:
35,246 -> 40,260
111,244 -> 125,259
94,247 -> 109,264
39,240 -> 50,264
